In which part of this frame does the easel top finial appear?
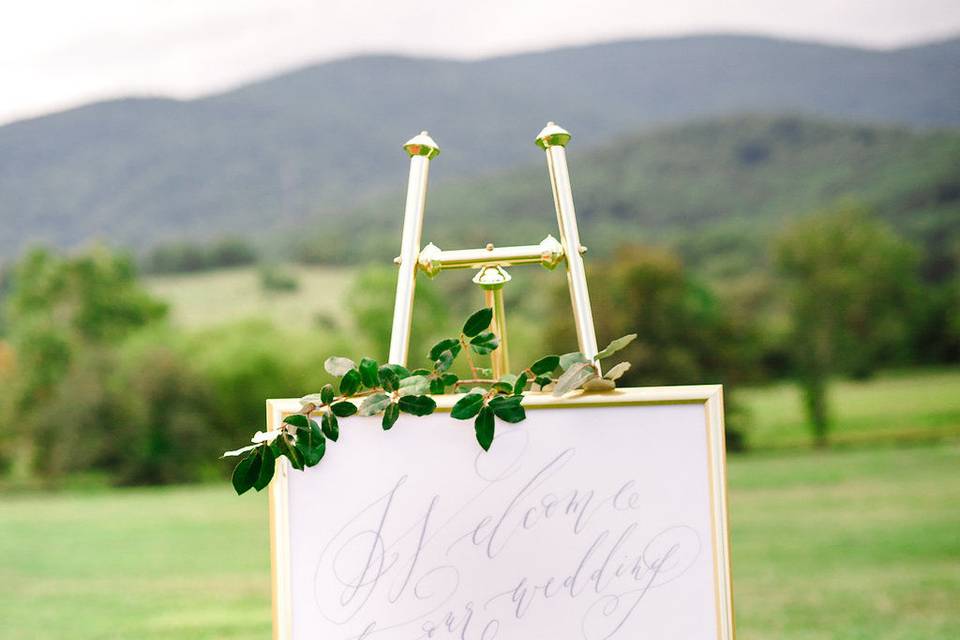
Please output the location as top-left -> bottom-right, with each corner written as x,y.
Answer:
535,121 -> 571,149
404,131 -> 440,159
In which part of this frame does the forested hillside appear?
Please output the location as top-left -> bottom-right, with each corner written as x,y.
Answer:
302,116 -> 960,279
1,34 -> 958,259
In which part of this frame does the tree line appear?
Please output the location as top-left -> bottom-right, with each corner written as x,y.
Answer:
0,202 -> 955,486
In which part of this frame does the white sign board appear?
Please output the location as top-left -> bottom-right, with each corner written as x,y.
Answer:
268,386 -> 734,640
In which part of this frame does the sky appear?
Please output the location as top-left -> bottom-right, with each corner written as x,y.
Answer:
3,0 -> 959,125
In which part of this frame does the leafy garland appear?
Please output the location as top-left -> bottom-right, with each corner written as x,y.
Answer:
224,307 -> 636,495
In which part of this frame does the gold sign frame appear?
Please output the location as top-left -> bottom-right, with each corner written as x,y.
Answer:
267,385 -> 735,639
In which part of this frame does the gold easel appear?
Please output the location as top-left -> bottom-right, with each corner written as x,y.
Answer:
387,122 -> 600,378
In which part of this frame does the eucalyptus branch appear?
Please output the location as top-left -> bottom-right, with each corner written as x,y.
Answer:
223,306 -> 637,496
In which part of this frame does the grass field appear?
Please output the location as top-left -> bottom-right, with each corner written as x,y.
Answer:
740,368 -> 960,449
1,442 -> 957,639
146,266 -> 355,331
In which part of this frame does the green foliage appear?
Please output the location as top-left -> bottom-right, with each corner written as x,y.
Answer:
7,247 -> 167,344
547,245 -> 760,448
451,393 -> 484,419
143,237 -> 258,274
223,307 -> 638,493
775,204 -> 921,443
257,264 -> 300,293
550,246 -> 758,387
474,406 -> 495,451
0,248 -> 168,481
315,117 -> 960,284
4,32 -> 959,261
462,308 -> 493,337
347,265 -> 449,365
105,342 -> 225,485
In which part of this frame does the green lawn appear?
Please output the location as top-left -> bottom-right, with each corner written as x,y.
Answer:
146,265 -> 355,331
740,368 -> 960,449
1,442 -> 957,639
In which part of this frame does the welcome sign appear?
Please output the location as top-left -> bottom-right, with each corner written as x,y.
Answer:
268,386 -> 734,639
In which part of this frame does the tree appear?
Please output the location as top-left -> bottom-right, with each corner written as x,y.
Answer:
0,247 -> 167,480
775,203 -> 920,445
547,245 -> 760,450
347,265 -> 449,362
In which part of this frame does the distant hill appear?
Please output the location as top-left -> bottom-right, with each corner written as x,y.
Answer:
0,34 -> 959,259
319,116 -> 960,278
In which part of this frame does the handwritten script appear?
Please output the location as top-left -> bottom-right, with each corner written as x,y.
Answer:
307,431 -> 703,639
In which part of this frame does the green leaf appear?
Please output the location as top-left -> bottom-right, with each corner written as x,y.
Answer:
382,363 -> 411,379
283,414 -> 309,428
411,368 -> 432,376
559,352 -> 590,370
490,395 -> 526,423
358,357 -> 380,388
429,338 -> 461,362
441,373 -> 459,386
513,372 -> 528,396
301,436 -> 326,466
339,369 -> 362,396
604,361 -> 631,381
430,377 -> 446,394
451,393 -> 484,420
491,381 -> 513,394
398,374 -> 430,397
232,452 -> 260,495
382,402 -> 400,430
534,375 -> 553,389
462,308 -> 493,337
308,418 -> 323,442
320,384 -> 335,406
553,361 -> 599,396
398,394 -> 437,416
296,422 -> 326,466
583,377 -> 617,391
435,349 -> 455,373
499,373 -> 518,386
474,406 -> 495,451
595,334 -> 638,360
378,366 -> 400,392
358,393 -> 392,416
254,446 -> 276,491
321,412 -> 339,441
324,356 -> 356,377
530,355 -> 560,376
278,435 -> 305,470
331,401 -> 357,417
470,331 -> 499,355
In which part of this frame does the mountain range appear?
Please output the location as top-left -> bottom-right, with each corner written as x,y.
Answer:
1,33 -> 959,259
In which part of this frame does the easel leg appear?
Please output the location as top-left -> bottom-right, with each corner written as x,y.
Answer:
388,132 -> 439,366
537,123 -> 601,373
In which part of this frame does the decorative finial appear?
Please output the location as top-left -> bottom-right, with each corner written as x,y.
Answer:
404,131 -> 440,159
472,265 -> 512,290
535,121 -> 571,149
417,242 -> 444,278
538,234 -> 565,270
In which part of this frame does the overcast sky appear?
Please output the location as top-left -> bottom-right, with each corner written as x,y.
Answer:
3,0 -> 959,125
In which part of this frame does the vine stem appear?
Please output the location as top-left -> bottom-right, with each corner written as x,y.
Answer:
460,336 -> 479,378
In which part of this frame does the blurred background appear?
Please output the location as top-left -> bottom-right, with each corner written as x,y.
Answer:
0,1 -> 958,638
